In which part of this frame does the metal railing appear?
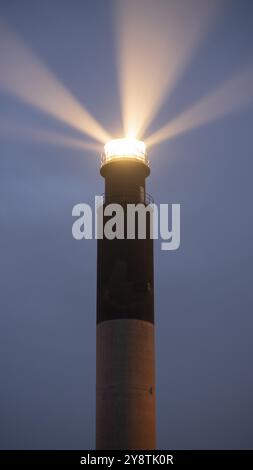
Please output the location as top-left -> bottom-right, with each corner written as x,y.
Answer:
100,153 -> 150,168
96,191 -> 154,207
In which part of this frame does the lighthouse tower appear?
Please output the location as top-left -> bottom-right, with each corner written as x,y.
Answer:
96,138 -> 156,450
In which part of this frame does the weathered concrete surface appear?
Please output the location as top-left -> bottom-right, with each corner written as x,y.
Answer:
96,318 -> 156,450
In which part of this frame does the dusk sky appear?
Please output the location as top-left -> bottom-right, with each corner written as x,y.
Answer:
0,0 -> 253,449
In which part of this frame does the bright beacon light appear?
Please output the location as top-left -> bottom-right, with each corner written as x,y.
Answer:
102,138 -> 148,166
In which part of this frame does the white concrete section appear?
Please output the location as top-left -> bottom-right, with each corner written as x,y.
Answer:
96,319 -> 156,450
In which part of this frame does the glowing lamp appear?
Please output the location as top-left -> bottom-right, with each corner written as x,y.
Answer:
102,138 -> 148,167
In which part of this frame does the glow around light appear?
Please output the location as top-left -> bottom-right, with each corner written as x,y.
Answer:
103,138 -> 147,163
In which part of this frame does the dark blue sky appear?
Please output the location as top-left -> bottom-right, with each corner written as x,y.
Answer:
0,0 -> 253,449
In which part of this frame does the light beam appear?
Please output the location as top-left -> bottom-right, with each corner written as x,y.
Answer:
0,22 -> 111,144
146,66 -> 253,147
0,117 -> 101,153
114,0 -> 219,140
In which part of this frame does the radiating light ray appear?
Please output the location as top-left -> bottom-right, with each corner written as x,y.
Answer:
146,66 -> 253,147
0,22 -> 111,144
114,0 -> 219,139
0,117 -> 101,153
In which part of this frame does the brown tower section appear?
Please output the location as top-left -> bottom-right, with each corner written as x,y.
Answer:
96,146 -> 156,450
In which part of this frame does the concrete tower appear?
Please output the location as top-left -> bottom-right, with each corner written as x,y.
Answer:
96,139 -> 156,450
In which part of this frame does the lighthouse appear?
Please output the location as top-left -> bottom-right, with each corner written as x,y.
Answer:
96,138 -> 156,450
